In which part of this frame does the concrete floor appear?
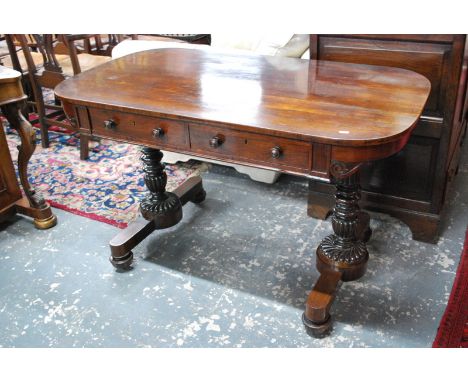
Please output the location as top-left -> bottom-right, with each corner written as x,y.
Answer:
0,143 -> 467,347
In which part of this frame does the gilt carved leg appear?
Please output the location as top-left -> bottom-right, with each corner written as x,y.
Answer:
109,147 -> 206,269
303,162 -> 370,336
1,102 -> 57,229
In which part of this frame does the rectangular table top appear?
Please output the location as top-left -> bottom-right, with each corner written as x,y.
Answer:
55,48 -> 431,147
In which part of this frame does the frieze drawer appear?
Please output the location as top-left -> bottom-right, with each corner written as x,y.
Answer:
189,123 -> 312,172
89,108 -> 189,150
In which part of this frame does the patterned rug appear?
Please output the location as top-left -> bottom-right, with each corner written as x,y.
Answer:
2,121 -> 208,228
433,227 -> 468,347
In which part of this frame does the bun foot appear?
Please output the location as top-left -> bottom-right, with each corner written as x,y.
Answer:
302,313 -> 332,337
362,227 -> 372,243
110,251 -> 133,270
34,214 -> 57,230
191,188 -> 206,204
357,211 -> 372,243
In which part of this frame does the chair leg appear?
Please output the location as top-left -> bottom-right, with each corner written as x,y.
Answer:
40,119 -> 50,148
80,134 -> 90,160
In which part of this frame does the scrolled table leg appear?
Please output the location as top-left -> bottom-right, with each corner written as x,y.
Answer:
304,161 -> 370,336
1,101 -> 57,229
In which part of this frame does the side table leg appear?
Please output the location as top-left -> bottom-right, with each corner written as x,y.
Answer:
1,101 -> 57,229
139,147 -> 183,227
109,147 -> 206,269
303,162 -> 370,336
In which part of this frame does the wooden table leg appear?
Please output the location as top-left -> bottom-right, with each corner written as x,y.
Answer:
303,161 -> 370,336
109,147 -> 206,269
1,101 -> 57,229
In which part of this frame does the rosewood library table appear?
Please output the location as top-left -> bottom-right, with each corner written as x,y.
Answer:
55,49 -> 430,336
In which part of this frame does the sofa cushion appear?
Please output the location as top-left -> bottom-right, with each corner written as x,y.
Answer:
276,34 -> 310,58
59,53 -> 111,76
211,33 -> 294,55
112,40 -> 208,59
111,34 -> 310,60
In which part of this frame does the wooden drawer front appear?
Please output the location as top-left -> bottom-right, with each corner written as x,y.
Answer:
89,108 -> 189,149
189,123 -> 312,172
317,37 -> 452,119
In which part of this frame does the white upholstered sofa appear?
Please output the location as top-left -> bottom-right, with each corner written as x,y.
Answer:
112,34 -> 310,183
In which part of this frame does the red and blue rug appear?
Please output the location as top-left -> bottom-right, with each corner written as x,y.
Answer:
433,227 -> 468,347
2,122 -> 208,228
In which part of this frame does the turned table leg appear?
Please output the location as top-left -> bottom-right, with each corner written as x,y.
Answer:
109,147 -> 206,269
303,161 -> 370,336
1,101 -> 57,229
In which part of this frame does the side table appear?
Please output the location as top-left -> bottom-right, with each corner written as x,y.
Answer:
0,66 -> 56,229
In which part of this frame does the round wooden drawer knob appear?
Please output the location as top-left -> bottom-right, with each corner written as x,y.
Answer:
152,127 -> 164,138
103,119 -> 117,130
271,146 -> 282,158
209,135 -> 223,148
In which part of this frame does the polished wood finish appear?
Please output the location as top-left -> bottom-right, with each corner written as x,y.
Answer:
0,66 -> 57,229
56,49 -> 430,166
308,34 -> 468,243
55,48 -> 430,335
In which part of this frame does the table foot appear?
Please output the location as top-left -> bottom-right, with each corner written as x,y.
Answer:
14,196 -> 57,230
34,214 -> 58,230
303,270 -> 341,337
109,172 -> 206,269
191,188 -> 206,204
109,251 -> 134,270
302,312 -> 332,337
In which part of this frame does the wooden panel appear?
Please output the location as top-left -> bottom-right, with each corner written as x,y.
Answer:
189,123 -> 312,173
341,35 -> 456,43
317,36 -> 451,120
76,106 -> 91,132
0,127 -> 21,209
360,136 -> 439,202
447,38 -> 468,170
0,66 -> 27,106
311,143 -> 331,179
89,108 -> 189,150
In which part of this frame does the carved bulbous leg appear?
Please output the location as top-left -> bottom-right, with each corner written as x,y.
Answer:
139,147 -> 183,226
109,147 -> 185,269
304,162 -> 370,336
317,169 -> 369,280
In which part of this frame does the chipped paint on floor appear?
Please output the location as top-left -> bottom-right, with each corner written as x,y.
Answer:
0,144 -> 467,347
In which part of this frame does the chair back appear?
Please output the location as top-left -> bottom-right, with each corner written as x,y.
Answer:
17,34 -> 67,90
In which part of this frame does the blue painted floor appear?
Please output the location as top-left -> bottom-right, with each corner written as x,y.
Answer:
0,143 -> 467,347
